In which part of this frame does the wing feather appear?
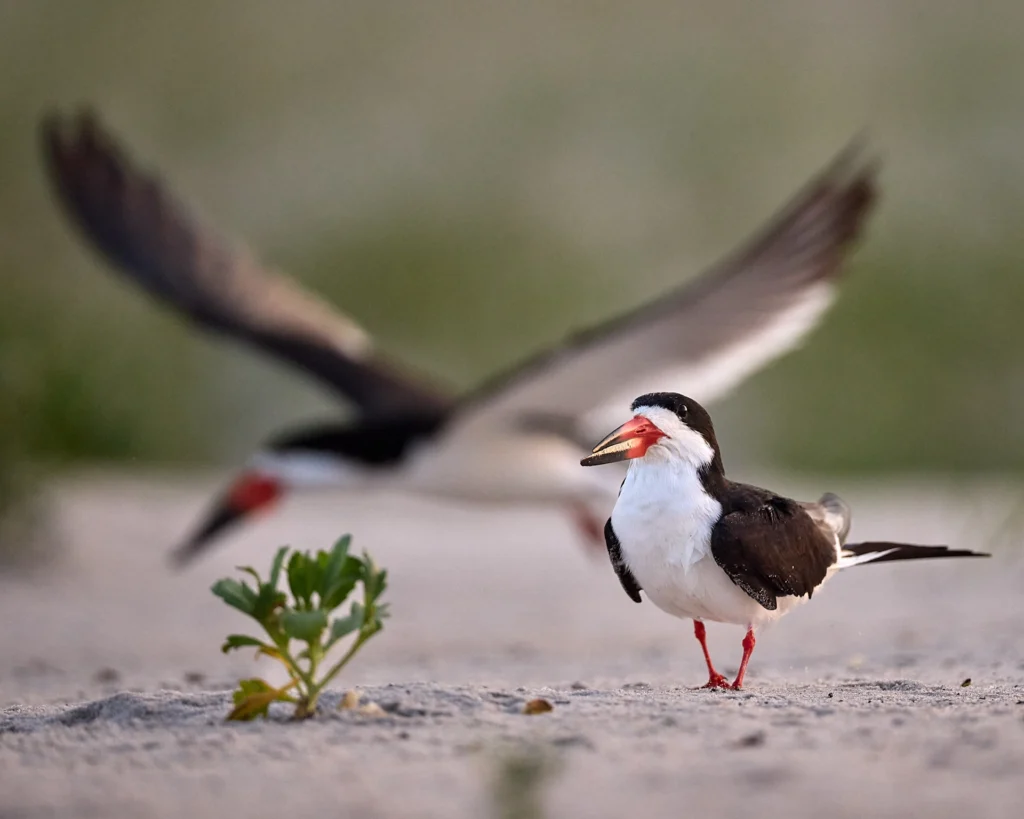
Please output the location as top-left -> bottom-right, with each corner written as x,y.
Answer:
41,110 -> 451,419
710,494 -> 837,610
453,142 -> 878,440
605,519 -> 643,603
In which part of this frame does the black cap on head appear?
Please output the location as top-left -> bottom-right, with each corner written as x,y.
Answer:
629,392 -> 722,473
630,392 -> 695,419
630,392 -> 717,433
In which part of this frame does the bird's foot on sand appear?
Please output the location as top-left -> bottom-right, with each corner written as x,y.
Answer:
698,673 -> 731,690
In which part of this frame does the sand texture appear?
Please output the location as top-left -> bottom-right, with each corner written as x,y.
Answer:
1,475 -> 1023,818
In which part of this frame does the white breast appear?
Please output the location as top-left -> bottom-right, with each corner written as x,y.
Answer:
612,459 -> 789,627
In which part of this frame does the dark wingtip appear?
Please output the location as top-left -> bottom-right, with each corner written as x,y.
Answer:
823,130 -> 882,184
39,107 -> 102,157
702,134 -> 883,300
819,135 -> 882,242
39,107 -> 114,207
806,134 -> 882,218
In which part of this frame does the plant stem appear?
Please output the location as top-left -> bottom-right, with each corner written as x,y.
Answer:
315,583 -> 379,697
264,626 -> 315,694
314,633 -> 368,694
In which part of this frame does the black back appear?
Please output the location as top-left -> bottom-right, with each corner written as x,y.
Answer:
708,482 -> 837,610
268,415 -> 446,467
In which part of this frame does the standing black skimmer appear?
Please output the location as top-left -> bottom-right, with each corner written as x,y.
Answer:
41,110 -> 879,566
582,392 -> 990,689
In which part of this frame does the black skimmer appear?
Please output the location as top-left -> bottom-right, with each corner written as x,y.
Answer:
582,392 -> 990,689
41,110 -> 878,566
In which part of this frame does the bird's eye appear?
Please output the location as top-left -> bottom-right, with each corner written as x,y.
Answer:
679,404 -> 688,417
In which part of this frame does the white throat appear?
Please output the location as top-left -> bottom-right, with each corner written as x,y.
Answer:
610,406 -> 722,600
613,454 -> 721,570
629,405 -> 717,469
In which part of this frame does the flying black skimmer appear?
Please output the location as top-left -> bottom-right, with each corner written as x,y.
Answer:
582,392 -> 990,689
41,110 -> 878,566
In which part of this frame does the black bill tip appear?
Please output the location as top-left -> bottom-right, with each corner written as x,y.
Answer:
581,450 -> 625,467
166,503 -> 244,569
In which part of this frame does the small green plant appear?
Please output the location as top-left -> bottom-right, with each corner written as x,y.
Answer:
211,535 -> 388,720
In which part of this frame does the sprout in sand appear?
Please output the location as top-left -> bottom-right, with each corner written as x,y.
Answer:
212,535 -> 388,720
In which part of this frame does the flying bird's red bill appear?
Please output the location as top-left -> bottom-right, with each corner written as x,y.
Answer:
170,471 -> 282,565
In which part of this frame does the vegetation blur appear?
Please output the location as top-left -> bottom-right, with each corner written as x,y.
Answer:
3,2 -> 1023,525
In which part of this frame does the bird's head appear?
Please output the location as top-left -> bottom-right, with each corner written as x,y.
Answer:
580,392 -> 721,471
168,425 -> 376,566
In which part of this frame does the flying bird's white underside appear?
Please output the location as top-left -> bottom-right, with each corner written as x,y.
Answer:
42,113 -> 876,515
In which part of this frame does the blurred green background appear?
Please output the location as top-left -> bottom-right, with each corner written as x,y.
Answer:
2,0 -> 1024,497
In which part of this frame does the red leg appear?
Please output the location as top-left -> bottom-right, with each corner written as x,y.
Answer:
693,620 -> 729,689
567,501 -> 605,557
730,628 -> 756,689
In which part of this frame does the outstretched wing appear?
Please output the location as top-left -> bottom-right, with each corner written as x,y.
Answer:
41,110 -> 451,419
710,494 -> 838,611
451,143 -> 878,441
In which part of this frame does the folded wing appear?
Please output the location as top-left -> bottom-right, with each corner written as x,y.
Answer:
710,494 -> 839,610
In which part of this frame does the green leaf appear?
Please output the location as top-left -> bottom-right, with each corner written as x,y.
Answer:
361,554 -> 388,603
252,583 -> 287,627
227,678 -> 287,721
234,678 -> 273,701
310,552 -> 331,596
325,602 -> 363,650
211,578 -> 258,616
221,634 -> 269,654
287,551 -> 316,608
323,535 -> 351,575
317,536 -> 351,606
322,556 -> 361,611
321,542 -> 344,586
236,566 -> 263,587
280,609 -> 328,643
268,546 -> 289,592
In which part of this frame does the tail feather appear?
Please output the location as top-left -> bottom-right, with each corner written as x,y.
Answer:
839,541 -> 990,568
819,492 -> 851,542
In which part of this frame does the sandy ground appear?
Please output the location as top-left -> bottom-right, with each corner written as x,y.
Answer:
1,474 -> 1023,818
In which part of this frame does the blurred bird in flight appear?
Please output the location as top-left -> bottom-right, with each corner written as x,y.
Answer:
41,111 -> 877,565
